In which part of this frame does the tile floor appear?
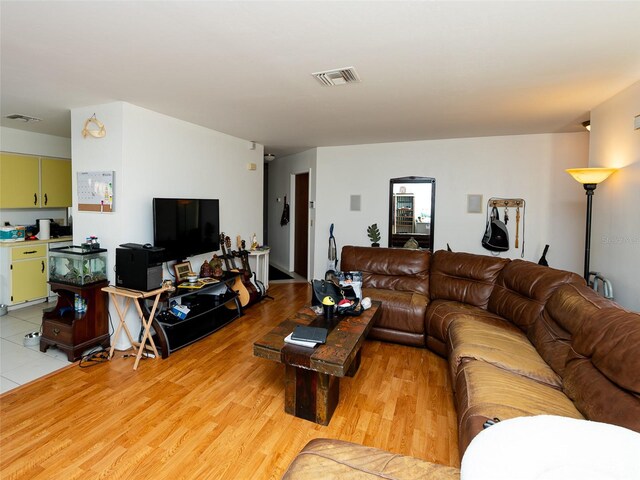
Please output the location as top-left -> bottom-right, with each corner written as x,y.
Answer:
0,301 -> 72,394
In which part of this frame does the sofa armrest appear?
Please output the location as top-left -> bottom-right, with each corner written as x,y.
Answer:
283,438 -> 460,480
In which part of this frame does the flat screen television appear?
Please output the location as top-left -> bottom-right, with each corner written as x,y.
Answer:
153,198 -> 220,261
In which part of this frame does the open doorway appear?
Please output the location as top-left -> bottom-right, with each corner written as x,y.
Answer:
294,172 -> 309,278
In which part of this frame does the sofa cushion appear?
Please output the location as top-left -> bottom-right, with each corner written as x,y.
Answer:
341,246 -> 430,298
282,438 -> 461,480
488,259 -> 584,333
429,250 -> 508,308
448,316 -> 562,389
425,300 -> 505,352
363,287 -> 429,347
455,360 -> 584,455
530,283 -> 617,376
563,306 -> 640,433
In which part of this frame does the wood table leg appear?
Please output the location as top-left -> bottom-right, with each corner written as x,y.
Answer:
284,365 -> 339,425
346,349 -> 362,377
108,295 -> 136,360
132,295 -> 161,370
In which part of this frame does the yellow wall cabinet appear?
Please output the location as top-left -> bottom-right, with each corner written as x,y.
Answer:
0,153 -> 71,208
1,245 -> 48,305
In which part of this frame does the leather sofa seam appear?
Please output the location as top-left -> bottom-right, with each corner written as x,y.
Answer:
290,450 -> 401,479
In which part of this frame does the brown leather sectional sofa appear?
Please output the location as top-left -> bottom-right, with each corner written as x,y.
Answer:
283,246 -> 640,479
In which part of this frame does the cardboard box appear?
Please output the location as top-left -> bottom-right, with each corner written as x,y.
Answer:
170,304 -> 190,320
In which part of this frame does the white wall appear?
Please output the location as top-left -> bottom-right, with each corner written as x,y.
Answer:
0,127 -> 71,227
267,148 -> 317,274
71,101 -> 264,348
589,81 -> 640,312
0,127 -> 71,158
311,133 -> 589,279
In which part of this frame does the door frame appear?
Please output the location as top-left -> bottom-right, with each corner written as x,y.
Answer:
288,169 -> 312,280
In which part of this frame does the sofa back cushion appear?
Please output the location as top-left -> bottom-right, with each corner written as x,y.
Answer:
340,246 -> 430,297
488,260 -> 584,332
530,283 -> 616,376
563,306 -> 640,433
429,250 -> 509,308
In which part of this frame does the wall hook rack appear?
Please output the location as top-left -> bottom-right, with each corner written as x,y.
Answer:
489,197 -> 525,209
487,197 -> 526,257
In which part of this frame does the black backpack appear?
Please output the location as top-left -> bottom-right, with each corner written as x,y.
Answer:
482,206 -> 509,252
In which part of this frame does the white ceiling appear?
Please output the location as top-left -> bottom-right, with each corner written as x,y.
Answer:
1,1 -> 639,157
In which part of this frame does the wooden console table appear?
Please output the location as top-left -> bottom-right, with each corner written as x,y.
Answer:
102,285 -> 170,370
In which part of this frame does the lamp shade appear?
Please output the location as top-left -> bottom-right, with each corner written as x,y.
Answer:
566,167 -> 617,185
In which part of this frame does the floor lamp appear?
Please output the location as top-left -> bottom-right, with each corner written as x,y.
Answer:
566,167 -> 618,281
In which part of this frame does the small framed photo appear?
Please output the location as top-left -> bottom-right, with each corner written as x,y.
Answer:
174,261 -> 192,282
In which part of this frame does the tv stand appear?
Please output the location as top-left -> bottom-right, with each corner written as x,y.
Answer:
140,273 -> 242,358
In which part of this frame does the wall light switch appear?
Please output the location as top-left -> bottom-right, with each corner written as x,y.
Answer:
247,163 -> 257,171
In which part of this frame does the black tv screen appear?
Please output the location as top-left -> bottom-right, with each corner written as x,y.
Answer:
153,198 -> 220,261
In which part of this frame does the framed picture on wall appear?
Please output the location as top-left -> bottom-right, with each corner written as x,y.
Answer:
174,261 -> 192,282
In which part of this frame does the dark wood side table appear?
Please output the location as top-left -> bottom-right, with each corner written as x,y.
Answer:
40,280 -> 110,361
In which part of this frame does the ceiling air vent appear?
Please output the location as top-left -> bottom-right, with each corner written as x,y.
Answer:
312,67 -> 361,86
4,114 -> 42,123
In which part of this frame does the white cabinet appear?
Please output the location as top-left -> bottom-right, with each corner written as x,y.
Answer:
0,239 -> 72,308
0,244 -> 47,306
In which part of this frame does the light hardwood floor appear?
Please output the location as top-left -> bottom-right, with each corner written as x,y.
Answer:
0,282 -> 459,479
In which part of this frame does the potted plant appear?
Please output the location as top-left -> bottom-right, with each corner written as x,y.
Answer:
367,224 -> 381,247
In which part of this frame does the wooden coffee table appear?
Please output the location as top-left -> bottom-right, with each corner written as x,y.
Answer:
253,301 -> 381,425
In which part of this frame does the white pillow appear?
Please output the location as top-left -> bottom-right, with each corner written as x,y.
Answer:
461,415 -> 640,480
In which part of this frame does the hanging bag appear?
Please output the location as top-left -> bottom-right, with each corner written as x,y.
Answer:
280,196 -> 290,226
482,206 -> 510,252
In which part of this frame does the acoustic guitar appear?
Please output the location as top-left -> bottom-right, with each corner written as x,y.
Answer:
229,237 -> 260,306
237,239 -> 265,298
220,232 -> 250,308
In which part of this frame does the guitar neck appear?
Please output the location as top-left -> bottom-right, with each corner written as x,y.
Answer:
220,234 -> 233,271
240,250 -> 252,274
229,252 -> 239,270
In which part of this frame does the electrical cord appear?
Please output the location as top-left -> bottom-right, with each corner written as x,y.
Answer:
76,284 -> 135,367
106,307 -> 114,336
78,345 -> 110,368
166,261 -> 175,279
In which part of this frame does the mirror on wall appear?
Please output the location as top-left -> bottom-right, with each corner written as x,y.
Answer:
389,176 -> 435,250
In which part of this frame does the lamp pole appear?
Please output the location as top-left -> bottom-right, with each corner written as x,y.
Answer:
583,184 -> 597,281
565,167 -> 617,284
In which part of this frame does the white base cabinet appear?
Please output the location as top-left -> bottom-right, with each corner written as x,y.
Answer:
0,238 -> 72,308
